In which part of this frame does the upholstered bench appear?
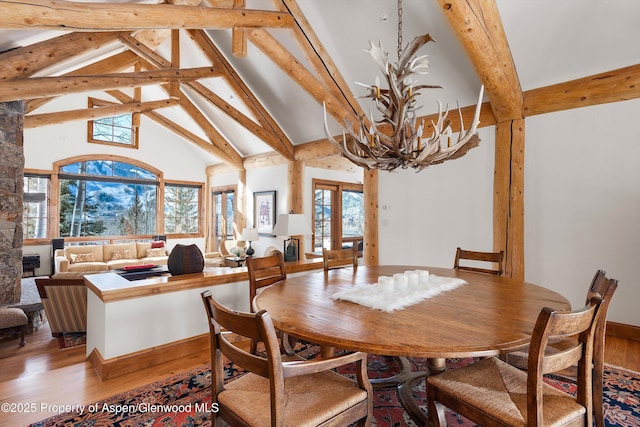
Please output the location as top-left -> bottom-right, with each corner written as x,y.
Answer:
0,308 -> 28,346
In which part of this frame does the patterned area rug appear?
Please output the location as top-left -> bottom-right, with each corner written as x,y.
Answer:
58,332 -> 87,349
29,346 -> 640,427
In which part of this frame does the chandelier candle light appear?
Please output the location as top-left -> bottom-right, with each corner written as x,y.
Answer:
324,0 -> 484,171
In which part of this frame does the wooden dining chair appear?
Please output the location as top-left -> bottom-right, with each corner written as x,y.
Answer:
201,290 -> 372,427
427,296 -> 604,427
245,250 -> 287,312
323,246 -> 358,271
245,251 -> 293,354
453,247 -> 504,276
503,270 -> 619,427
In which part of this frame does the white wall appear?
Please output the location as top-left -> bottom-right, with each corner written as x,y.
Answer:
379,126 -> 496,268
378,102 -> 640,327
524,99 -> 640,326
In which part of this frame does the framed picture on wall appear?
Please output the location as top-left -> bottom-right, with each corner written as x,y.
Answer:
254,191 -> 277,236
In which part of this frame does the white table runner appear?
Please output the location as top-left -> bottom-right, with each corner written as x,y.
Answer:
330,275 -> 467,312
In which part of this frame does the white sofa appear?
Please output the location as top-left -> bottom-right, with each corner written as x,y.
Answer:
54,241 -> 169,274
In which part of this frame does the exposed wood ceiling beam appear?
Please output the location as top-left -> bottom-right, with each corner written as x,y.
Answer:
118,34 -> 171,69
272,0 -> 365,119
175,88 -> 245,167
186,81 -> 286,148
187,29 -> 295,160
120,31 -> 284,161
247,28 -> 357,130
107,89 -> 243,169
231,0 -> 248,57
132,0 -> 204,50
1,0 -> 294,31
25,51 -> 140,113
147,109 -> 243,170
24,99 -> 178,128
523,63 -> 640,116
121,33 -> 242,161
0,32 -> 121,80
436,0 -> 523,122
0,67 -> 219,102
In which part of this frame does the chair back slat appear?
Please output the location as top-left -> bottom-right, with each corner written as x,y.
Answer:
323,246 -> 358,271
527,297 -> 603,426
218,332 -> 271,378
453,247 -> 504,276
246,251 -> 287,312
584,270 -> 619,427
542,343 -> 584,374
201,291 -> 278,379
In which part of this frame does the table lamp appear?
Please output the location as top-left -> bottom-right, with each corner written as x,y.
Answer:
241,228 -> 259,256
272,213 -> 311,262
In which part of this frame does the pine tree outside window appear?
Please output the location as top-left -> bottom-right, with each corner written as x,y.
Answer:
23,174 -> 50,241
88,98 -> 139,148
164,183 -> 202,235
59,160 -> 157,237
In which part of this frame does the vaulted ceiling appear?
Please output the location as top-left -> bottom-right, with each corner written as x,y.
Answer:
1,0 -> 639,172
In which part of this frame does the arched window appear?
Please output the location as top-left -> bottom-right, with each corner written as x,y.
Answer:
35,156 -> 205,241
58,159 -> 159,237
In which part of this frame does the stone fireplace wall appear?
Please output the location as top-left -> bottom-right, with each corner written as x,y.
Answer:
0,101 -> 24,305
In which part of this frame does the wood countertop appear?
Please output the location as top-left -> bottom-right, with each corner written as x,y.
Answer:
84,257 -> 324,303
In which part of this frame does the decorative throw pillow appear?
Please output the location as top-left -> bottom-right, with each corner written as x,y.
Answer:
146,248 -> 166,257
70,253 -> 95,264
110,250 -> 132,260
151,240 -> 165,249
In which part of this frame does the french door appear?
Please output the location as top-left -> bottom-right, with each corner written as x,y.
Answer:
312,179 -> 364,252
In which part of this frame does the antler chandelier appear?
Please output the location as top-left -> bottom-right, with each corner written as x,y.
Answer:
324,0 -> 484,171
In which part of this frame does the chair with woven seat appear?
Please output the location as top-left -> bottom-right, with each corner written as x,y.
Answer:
245,251 -> 292,354
503,270 -> 618,427
323,246 -> 358,271
426,296 -> 605,427
453,247 -> 504,276
246,251 -> 287,312
201,290 -> 372,426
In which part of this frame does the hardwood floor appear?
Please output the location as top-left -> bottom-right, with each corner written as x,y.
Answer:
1,321 -> 638,426
0,324 -> 210,426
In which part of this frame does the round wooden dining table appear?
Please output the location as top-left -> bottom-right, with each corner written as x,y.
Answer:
254,265 -> 571,424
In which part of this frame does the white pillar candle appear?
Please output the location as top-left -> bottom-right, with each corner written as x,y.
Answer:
405,270 -> 419,287
393,273 -> 408,291
378,276 -> 394,293
417,270 -> 430,285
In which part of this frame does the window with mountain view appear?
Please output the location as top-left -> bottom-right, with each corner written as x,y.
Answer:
59,160 -> 158,237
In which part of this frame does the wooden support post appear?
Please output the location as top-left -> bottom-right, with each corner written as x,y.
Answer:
288,161 -> 305,257
236,169 -> 247,238
363,169 -> 378,266
493,119 -> 525,280
232,0 -> 247,57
